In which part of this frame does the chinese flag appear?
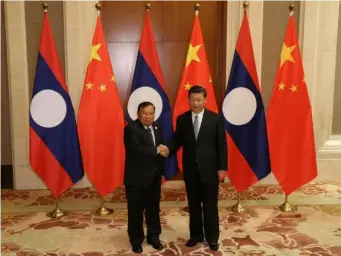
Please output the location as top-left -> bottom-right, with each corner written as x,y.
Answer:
77,16 -> 125,197
266,14 -> 317,196
173,13 -> 218,172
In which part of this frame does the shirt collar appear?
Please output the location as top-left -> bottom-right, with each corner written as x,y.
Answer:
192,109 -> 205,119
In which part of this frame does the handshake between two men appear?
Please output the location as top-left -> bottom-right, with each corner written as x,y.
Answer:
157,144 -> 169,157
125,87 -> 227,254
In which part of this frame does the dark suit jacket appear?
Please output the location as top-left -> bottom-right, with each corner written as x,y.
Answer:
168,109 -> 227,183
124,119 -> 165,187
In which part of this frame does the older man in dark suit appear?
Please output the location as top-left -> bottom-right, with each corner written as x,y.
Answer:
124,101 -> 169,254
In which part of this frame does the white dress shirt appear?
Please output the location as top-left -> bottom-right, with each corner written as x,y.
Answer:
191,109 -> 204,132
144,125 -> 156,146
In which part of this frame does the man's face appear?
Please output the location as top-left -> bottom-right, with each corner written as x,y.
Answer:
138,105 -> 155,127
189,92 -> 206,114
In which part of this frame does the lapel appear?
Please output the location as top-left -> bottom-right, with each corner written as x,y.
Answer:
136,120 -> 155,146
152,122 -> 161,145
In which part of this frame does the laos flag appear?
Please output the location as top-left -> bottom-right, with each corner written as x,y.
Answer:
222,10 -> 271,192
126,9 -> 178,180
29,10 -> 84,197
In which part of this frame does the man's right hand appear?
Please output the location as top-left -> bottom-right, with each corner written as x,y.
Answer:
158,144 -> 169,157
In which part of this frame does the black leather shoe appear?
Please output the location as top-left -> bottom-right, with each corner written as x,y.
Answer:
147,237 -> 163,250
208,242 -> 219,251
132,244 -> 143,254
185,238 -> 204,247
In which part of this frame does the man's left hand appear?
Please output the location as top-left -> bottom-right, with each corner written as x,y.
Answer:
217,170 -> 226,181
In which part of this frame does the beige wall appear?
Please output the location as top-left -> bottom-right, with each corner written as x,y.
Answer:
2,1 -> 341,189
332,2 -> 341,134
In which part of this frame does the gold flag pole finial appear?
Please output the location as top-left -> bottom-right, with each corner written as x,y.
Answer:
289,4 -> 295,12
95,3 -> 101,15
243,1 -> 249,10
289,3 -> 295,15
146,3 -> 151,11
42,3 -> 48,12
194,3 -> 200,15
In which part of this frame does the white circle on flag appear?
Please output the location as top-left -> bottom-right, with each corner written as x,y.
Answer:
30,89 -> 67,128
127,86 -> 163,120
222,87 -> 257,126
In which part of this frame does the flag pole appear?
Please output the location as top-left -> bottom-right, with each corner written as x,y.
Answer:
46,196 -> 67,218
275,194 -> 297,212
95,196 -> 114,216
228,192 -> 244,213
274,3 -> 298,214
40,2 -> 67,220
91,2 -> 114,217
181,2 -> 200,215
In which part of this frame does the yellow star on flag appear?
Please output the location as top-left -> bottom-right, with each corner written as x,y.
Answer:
99,84 -> 106,92
280,43 -> 296,67
111,75 -> 115,83
278,83 -> 286,91
290,85 -> 298,93
186,44 -> 201,67
89,43 -> 102,63
85,82 -> 94,90
209,76 -> 212,83
184,82 -> 191,90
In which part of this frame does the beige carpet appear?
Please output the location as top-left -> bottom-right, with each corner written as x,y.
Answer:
2,181 -> 341,255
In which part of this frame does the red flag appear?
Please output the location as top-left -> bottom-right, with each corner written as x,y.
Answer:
77,16 -> 125,196
266,13 -> 317,195
173,13 -> 218,172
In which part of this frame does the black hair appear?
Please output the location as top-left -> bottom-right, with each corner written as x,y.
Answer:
137,101 -> 155,112
188,85 -> 207,98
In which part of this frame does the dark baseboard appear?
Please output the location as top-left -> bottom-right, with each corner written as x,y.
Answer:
1,165 -> 14,189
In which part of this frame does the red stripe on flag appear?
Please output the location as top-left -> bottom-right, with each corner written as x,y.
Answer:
29,127 -> 73,197
226,132 -> 258,192
39,13 -> 68,93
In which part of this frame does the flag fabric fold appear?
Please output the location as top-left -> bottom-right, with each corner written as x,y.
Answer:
126,10 -> 178,180
77,16 -> 125,197
29,11 -> 84,197
222,11 -> 271,192
173,13 -> 218,172
266,13 -> 318,195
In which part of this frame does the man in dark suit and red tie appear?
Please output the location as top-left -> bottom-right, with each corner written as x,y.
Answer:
124,101 -> 169,254
165,85 -> 227,251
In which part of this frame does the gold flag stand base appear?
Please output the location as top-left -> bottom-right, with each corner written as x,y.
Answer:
228,192 -> 244,213
275,195 -> 297,212
46,196 -> 67,218
95,196 -> 114,216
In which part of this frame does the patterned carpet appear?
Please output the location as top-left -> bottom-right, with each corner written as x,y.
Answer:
2,181 -> 341,255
